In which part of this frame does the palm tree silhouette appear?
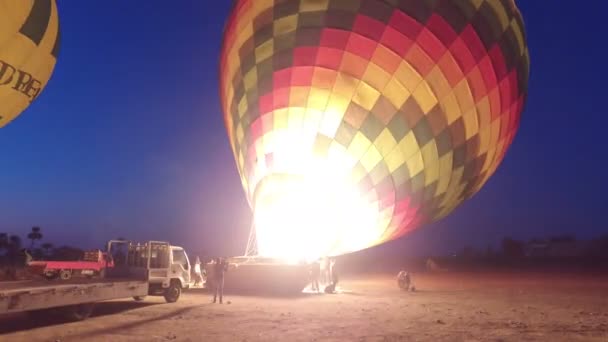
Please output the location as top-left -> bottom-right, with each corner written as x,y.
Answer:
27,227 -> 43,249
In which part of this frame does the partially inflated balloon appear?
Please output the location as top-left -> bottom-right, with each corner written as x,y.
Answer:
220,0 -> 529,260
0,0 -> 60,128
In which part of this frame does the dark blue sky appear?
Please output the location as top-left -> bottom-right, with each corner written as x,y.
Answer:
1,1 -> 606,257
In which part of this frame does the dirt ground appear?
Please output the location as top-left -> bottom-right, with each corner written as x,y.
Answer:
1,271 -> 607,342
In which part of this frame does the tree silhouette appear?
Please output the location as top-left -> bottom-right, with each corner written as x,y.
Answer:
0,233 -> 8,252
41,242 -> 54,257
27,226 -> 43,249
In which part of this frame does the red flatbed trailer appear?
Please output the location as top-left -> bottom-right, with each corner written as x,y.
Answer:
27,250 -> 114,280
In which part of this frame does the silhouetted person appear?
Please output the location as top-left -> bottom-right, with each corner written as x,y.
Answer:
397,270 -> 411,290
212,257 -> 229,304
321,256 -> 330,285
330,257 -> 338,286
193,256 -> 203,287
310,259 -> 321,292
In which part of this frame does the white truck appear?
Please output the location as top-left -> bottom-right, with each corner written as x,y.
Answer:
0,240 -> 192,321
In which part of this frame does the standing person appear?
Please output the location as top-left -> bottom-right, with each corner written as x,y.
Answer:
212,257 -> 229,304
320,256 -> 330,285
193,256 -> 203,287
309,259 -> 321,292
330,257 -> 338,286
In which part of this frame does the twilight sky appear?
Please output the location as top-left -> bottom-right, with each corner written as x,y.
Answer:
0,1 -> 606,257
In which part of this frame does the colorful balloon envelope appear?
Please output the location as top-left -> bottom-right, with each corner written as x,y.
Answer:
0,0 -> 60,128
220,0 -> 529,261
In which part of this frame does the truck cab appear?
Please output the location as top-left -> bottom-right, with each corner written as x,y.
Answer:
107,240 -> 192,302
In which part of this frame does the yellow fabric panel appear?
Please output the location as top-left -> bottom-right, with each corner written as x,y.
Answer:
273,108 -> 289,130
332,72 -> 360,99
421,139 -> 438,165
462,109 -> 479,140
262,130 -> 276,153
398,131 -> 419,160
374,128 -> 398,157
0,0 -> 33,45
255,39 -> 274,63
307,87 -> 331,111
243,67 -> 257,91
252,0 -> 274,16
237,96 -> 248,117
347,131 -> 372,160
383,77 -> 410,109
238,151 -> 245,170
236,124 -> 244,144
327,141 -> 349,166
287,107 -> 305,129
482,147 -> 496,173
435,151 -> 453,196
476,96 -> 492,128
394,61 -> 423,92
440,93 -> 462,125
453,79 -> 475,114
510,19 -> 526,56
421,140 -> 439,185
478,124 -> 491,155
273,14 -> 299,36
426,66 -> 452,102
470,0 -> 484,10
440,166 -> 464,207
352,81 -> 381,111
405,150 -> 424,178
412,80 -> 438,114
300,0 -> 330,12
302,108 -> 324,132
385,145 -> 406,173
289,86 -> 310,107
489,116 -> 501,151
487,0 -> 509,31
423,161 -> 440,187
350,163 -> 367,183
361,62 -> 391,92
0,33 -> 35,69
319,95 -> 348,136
360,145 -> 383,171
475,96 -> 490,124
229,20 -> 253,75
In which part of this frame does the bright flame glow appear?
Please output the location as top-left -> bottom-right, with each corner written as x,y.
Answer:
253,158 -> 384,263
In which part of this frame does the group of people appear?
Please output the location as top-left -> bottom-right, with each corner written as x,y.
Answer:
309,257 -> 339,293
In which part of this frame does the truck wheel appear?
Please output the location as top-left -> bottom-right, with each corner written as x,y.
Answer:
133,296 -> 147,301
65,303 -> 95,321
163,281 -> 181,303
60,269 -> 72,280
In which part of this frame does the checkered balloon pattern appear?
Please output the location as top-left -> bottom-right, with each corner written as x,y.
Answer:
220,0 -> 529,253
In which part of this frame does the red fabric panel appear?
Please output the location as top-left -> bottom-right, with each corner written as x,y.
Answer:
353,14 -> 386,41
345,32 -> 377,60
380,26 -> 414,57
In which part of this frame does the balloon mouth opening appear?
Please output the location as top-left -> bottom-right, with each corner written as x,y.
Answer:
252,170 -> 382,264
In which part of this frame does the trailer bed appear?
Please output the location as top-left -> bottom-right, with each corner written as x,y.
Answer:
0,278 -> 148,314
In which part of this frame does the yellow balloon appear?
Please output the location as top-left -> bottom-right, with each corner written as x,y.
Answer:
0,0 -> 60,128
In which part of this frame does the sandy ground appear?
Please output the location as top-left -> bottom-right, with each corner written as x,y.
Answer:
1,272 -> 607,342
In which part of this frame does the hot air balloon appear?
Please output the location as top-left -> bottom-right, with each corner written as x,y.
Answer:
220,0 -> 529,262
0,0 -> 60,128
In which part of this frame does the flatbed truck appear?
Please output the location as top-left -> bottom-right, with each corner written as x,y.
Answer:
0,240 -> 192,321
